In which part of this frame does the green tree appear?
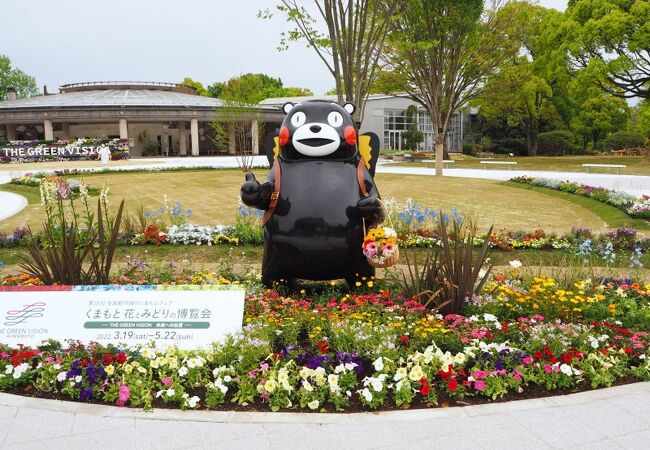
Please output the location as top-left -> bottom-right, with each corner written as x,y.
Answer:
570,93 -> 628,151
179,77 -> 209,96
565,0 -> 650,99
386,0 -> 521,174
0,55 -> 39,100
207,82 -> 225,98
401,105 -> 424,150
219,73 -> 312,104
476,60 -> 553,156
632,100 -> 650,138
260,0 -> 401,119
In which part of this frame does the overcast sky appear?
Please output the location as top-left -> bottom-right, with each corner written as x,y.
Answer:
2,0 -> 568,95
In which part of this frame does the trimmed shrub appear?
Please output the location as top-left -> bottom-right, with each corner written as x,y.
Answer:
537,131 -> 575,155
603,131 -> 646,151
487,137 -> 526,155
461,143 -> 475,155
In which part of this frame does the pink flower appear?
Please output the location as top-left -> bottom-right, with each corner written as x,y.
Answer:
513,370 -> 522,381
363,242 -> 378,258
382,243 -> 395,257
116,384 -> 130,407
544,364 -> 553,374
474,380 -> 486,391
472,370 -> 489,380
260,392 -> 269,400
522,356 -> 533,365
260,363 -> 269,371
162,377 -> 173,386
45,357 -> 54,363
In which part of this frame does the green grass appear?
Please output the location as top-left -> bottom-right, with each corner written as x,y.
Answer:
0,169 -> 613,235
503,181 -> 650,231
398,155 -> 650,175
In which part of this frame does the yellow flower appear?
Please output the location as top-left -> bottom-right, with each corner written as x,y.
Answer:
105,364 -> 115,376
123,363 -> 133,374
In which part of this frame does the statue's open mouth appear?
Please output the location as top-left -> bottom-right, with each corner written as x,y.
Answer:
297,138 -> 335,147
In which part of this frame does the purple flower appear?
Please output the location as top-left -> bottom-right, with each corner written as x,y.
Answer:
80,387 -> 94,401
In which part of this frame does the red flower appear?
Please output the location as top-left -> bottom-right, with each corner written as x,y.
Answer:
116,352 -> 128,364
316,341 -> 328,354
399,335 -> 410,342
533,352 -> 543,360
623,347 -> 634,355
103,353 -> 114,365
80,359 -> 89,367
447,380 -> 458,392
420,384 -> 431,396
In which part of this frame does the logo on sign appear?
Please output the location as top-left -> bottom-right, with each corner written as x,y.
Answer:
5,302 -> 46,326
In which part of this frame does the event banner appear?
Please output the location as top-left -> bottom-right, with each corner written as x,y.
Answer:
0,285 -> 245,349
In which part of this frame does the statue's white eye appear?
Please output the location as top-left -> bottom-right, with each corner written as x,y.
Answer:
327,111 -> 343,127
291,112 -> 307,127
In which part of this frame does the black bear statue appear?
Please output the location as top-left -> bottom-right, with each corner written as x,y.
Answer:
240,100 -> 383,288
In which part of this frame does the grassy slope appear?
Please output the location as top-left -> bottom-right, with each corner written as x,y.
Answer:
0,169 -> 610,234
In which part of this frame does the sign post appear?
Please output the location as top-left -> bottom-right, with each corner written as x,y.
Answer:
0,285 -> 245,349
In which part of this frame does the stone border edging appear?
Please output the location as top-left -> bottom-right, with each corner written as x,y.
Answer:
0,382 -> 647,425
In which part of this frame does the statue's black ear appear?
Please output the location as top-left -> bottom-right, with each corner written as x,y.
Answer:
343,102 -> 356,115
283,102 -> 295,114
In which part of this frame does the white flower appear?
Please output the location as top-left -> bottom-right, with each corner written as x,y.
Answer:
223,375 -> 232,383
56,371 -> 67,382
453,353 -> 466,365
302,380 -> 314,392
307,399 -> 320,410
373,357 -> 384,371
369,377 -> 383,392
188,396 -> 200,408
509,260 -> 522,269
74,375 -> 82,383
4,366 -> 13,374
408,365 -> 424,382
166,388 -> 176,397
559,364 -> 573,376
264,379 -> 277,393
394,367 -> 408,381
344,362 -> 357,371
361,388 -> 373,402
141,348 -> 156,360
178,366 -> 188,377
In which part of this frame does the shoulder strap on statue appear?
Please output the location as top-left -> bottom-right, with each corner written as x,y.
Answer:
357,158 -> 369,198
262,159 -> 282,226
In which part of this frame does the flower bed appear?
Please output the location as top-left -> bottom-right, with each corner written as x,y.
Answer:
0,271 -> 648,412
0,138 -> 129,164
510,176 -> 650,219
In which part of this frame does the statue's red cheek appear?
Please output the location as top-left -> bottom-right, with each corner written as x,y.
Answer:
279,126 -> 290,146
344,126 -> 357,145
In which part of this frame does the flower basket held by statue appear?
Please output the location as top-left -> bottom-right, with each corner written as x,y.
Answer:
363,224 -> 400,268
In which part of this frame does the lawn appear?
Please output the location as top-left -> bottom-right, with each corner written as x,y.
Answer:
0,158 -> 163,173
0,169 -> 613,234
398,155 -> 650,175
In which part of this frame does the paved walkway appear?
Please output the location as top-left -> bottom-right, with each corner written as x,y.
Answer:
0,174 -> 27,222
0,382 -> 647,449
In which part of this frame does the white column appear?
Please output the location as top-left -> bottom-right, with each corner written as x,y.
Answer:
44,119 -> 54,141
228,126 -> 236,155
178,122 -> 187,156
119,118 -> 128,140
190,118 -> 199,156
251,120 -> 259,155
5,124 -> 16,140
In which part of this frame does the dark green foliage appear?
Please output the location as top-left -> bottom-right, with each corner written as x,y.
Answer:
537,130 -> 575,155
603,131 -> 646,151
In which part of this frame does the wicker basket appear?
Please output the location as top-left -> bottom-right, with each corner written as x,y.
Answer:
367,247 -> 400,269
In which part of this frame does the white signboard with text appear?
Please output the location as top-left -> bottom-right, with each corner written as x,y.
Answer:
0,286 -> 245,349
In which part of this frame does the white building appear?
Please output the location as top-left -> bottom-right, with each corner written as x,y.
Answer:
261,93 -> 474,152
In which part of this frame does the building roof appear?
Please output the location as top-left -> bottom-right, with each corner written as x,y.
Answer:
259,93 -> 413,106
0,89 -> 230,110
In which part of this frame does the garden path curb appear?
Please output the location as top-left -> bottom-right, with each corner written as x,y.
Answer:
0,382 -> 648,425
